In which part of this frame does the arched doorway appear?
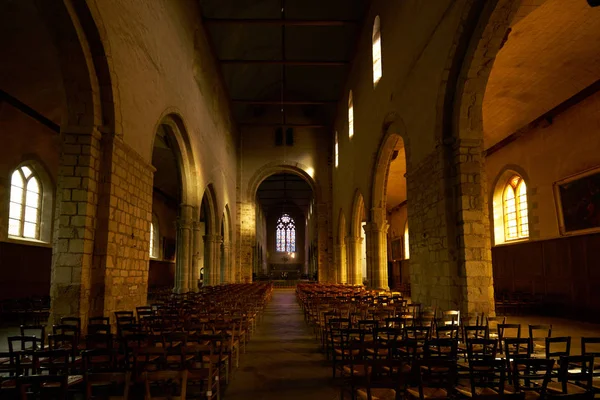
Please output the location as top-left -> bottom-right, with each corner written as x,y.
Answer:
348,191 -> 366,285
220,205 -> 233,284
199,186 -> 218,286
370,124 -> 408,292
255,173 -> 313,283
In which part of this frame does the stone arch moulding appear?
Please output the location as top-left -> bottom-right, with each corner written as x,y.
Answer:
489,165 -> 531,246
36,0 -> 117,132
338,209 -> 347,245
371,113 -> 408,213
446,0 -> 522,141
246,160 -> 321,203
151,111 -> 200,207
350,190 -> 366,239
223,204 -> 233,242
201,183 -> 219,236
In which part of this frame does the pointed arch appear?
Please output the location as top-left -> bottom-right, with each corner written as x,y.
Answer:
491,167 -> 531,245
351,190 -> 366,239
201,183 -> 218,235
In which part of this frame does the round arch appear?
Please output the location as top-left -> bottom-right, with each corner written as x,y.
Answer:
371,114 -> 408,212
151,112 -> 200,207
246,161 -> 321,203
446,0 -> 522,141
351,190 -> 366,238
201,183 -> 219,236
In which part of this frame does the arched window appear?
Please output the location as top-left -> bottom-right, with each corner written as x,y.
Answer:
372,16 -> 382,85
348,91 -> 354,139
9,166 -> 42,240
503,175 -> 529,241
334,131 -> 339,167
404,222 -> 410,259
276,213 -> 296,252
149,215 -> 159,259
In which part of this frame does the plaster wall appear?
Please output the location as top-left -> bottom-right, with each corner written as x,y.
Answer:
486,90 -> 600,243
90,0 -> 238,240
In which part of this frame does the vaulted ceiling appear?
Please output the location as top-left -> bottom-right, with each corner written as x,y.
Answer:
198,0 -> 369,129
256,173 -> 313,215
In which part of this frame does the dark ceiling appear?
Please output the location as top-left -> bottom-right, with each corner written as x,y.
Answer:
198,0 -> 369,128
256,173 -> 313,214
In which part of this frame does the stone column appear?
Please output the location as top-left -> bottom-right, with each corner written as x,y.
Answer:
222,241 -> 232,283
174,204 -> 193,293
190,221 -> 204,292
346,236 -> 362,285
365,207 -> 390,291
335,243 -> 347,283
203,234 -> 220,286
316,202 -> 331,282
239,202 -> 255,283
50,129 -> 102,325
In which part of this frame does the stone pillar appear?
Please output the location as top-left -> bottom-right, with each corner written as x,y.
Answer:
316,202 -> 331,282
191,221 -> 204,291
451,139 -> 495,315
365,207 -> 390,291
203,234 -> 220,286
407,139 -> 494,316
174,205 -> 193,293
346,236 -> 362,285
335,243 -> 347,283
222,241 -> 232,283
50,129 -> 102,325
239,202 -> 255,283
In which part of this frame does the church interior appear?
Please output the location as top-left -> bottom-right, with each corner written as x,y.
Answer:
2,0 -> 600,398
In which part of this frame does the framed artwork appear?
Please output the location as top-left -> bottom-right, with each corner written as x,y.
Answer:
390,238 -> 403,261
554,166 -> 600,236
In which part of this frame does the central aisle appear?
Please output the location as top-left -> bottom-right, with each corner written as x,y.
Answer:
225,289 -> 338,400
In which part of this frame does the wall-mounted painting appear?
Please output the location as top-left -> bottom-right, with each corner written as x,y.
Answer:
390,238 -> 403,261
554,166 -> 600,235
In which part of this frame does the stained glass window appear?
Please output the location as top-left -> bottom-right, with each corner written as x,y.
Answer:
503,175 -> 529,241
276,213 -> 296,252
9,166 -> 41,239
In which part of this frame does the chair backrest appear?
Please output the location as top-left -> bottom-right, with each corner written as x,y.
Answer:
17,374 -> 68,400
425,338 -> 458,360
32,349 -> 71,375
556,355 -> 594,392
512,358 -> 554,396
504,337 -> 532,360
466,338 -> 498,361
414,358 -> 457,399
82,348 -> 116,372
498,324 -> 521,341
85,371 -> 131,400
8,335 -> 42,353
60,316 -> 82,330
468,358 -> 508,395
405,325 -> 431,340
435,324 -> 460,340
463,325 -> 489,341
19,325 -> 46,347
546,336 -> 571,359
144,370 -> 188,400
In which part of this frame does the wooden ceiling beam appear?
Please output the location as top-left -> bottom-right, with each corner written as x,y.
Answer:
220,59 -> 347,66
232,100 -> 337,105
204,18 -> 358,26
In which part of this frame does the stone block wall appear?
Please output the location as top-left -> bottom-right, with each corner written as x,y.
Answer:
99,137 -> 154,318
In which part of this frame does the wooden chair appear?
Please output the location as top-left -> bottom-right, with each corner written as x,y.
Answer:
185,344 -> 220,400
143,370 -> 188,400
529,324 -> 552,355
85,371 -> 131,400
406,359 -> 457,400
511,358 -> 554,400
17,374 -> 68,400
456,358 -> 508,398
498,323 -> 521,354
547,355 -> 594,395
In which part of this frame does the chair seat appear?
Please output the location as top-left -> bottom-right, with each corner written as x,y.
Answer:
455,385 -> 498,397
342,364 -> 370,377
334,349 -> 360,356
406,387 -> 448,399
357,388 -> 396,400
547,381 -> 587,394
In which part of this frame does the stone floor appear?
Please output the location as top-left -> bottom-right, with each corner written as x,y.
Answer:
3,291 -> 600,399
224,288 -> 339,400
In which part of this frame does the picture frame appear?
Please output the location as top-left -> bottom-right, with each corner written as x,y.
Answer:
390,238 -> 403,261
553,165 -> 600,236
